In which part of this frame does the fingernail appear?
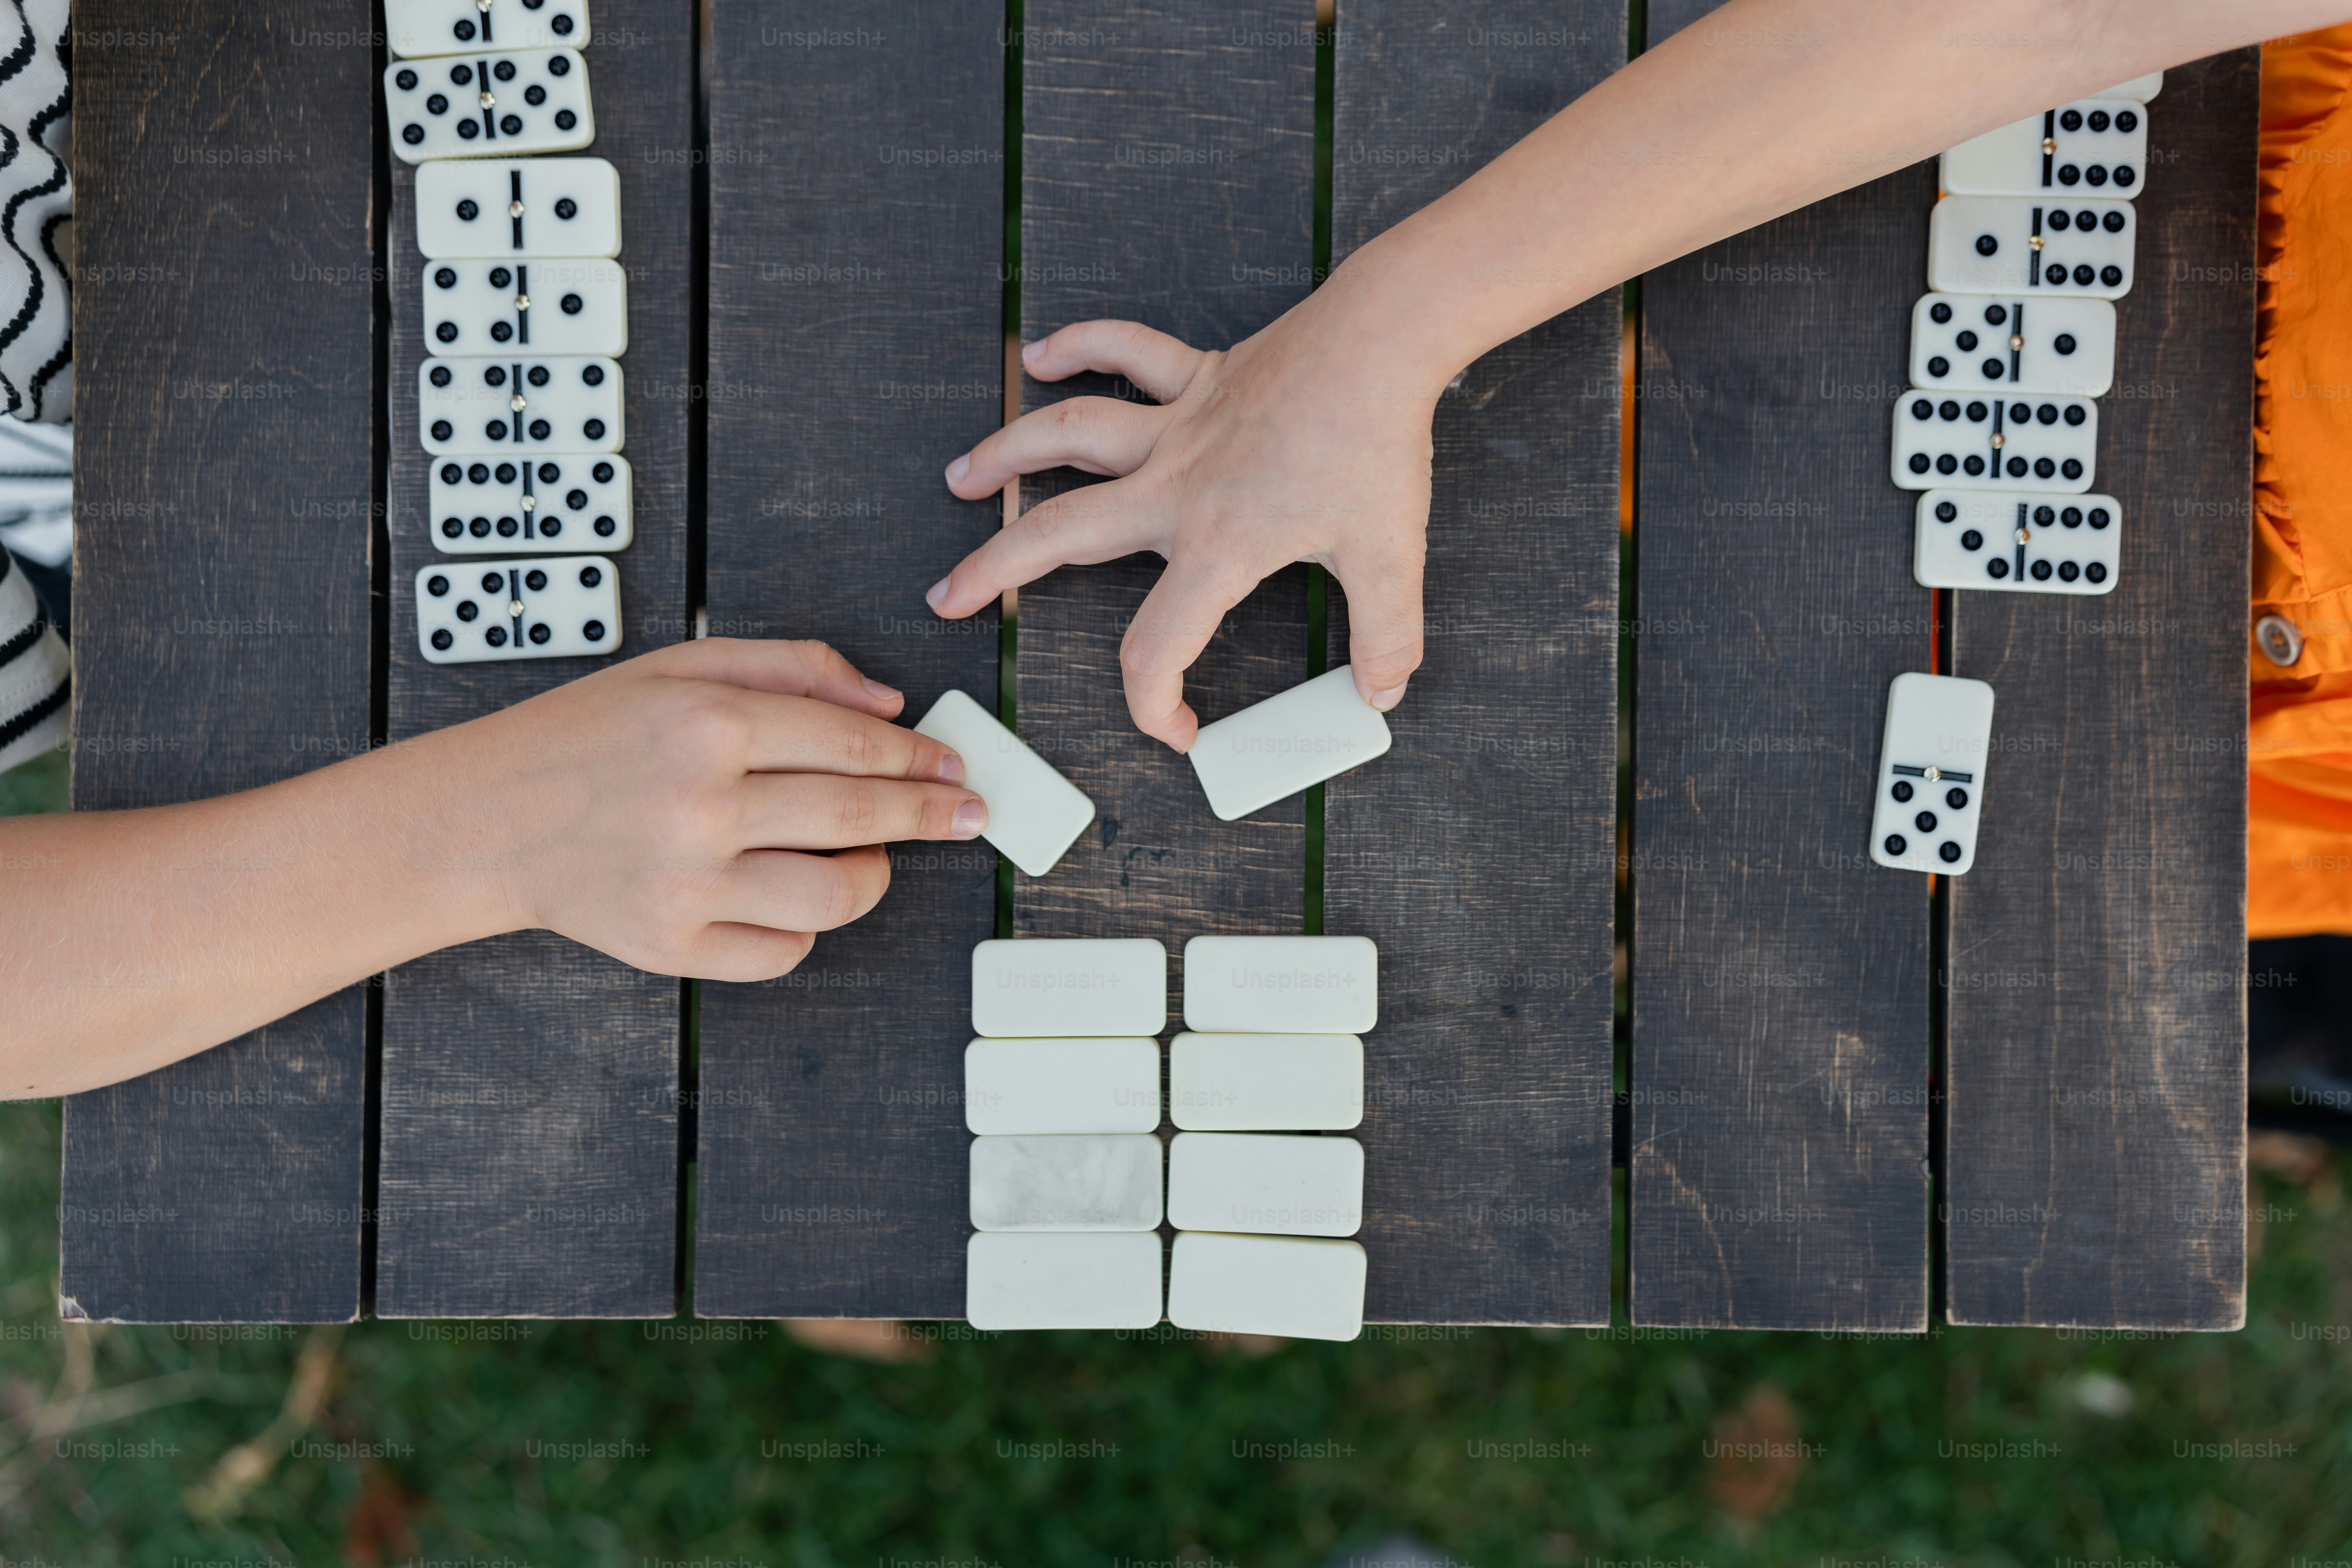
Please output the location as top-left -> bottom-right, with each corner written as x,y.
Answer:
945,454 -> 970,484
862,676 -> 901,703
937,750 -> 965,785
926,577 -> 951,611
952,798 -> 988,837
1371,681 -> 1409,711
1021,340 -> 1044,364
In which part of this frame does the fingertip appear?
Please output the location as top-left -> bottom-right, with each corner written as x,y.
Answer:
1021,339 -> 1044,366
926,576 -> 951,612
951,796 -> 988,838
935,747 -> 966,786
1370,681 -> 1409,713
862,676 -> 904,709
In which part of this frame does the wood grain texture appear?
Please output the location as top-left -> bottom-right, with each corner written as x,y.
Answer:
1942,50 -> 2253,1330
61,0 -> 375,1322
376,0 -> 693,1317
1015,0 -> 1315,1005
692,0 -> 1004,1319
1326,0 -> 1621,1326
1629,0 -> 1933,1331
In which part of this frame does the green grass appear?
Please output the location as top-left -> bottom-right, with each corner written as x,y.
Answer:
1,1095 -> 2346,1565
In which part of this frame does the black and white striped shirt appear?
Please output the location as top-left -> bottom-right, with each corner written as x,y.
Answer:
0,0 -> 69,773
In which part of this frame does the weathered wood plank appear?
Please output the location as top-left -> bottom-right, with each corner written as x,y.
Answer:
692,0 -> 1004,1319
1628,0 -> 1933,1331
1015,1 -> 1315,1018
375,0 -> 693,1317
60,0 -> 376,1323
1326,0 -> 1622,1326
1942,49 -> 2254,1330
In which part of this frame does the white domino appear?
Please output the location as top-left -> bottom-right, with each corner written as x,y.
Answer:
388,0 -> 588,57
429,452 -> 631,554
1169,1033 -> 1362,1131
1167,1132 -> 1363,1238
416,158 -> 622,260
964,1038 -> 1162,1136
1869,673 -> 1995,876
1908,293 -> 2115,398
1892,389 -> 2096,493
1166,1232 -> 1366,1342
968,1134 -> 1163,1233
387,48 -> 593,164
1914,489 -> 2119,594
966,1232 -> 1164,1331
1941,99 -> 2148,199
1187,665 -> 1392,822
970,938 -> 1167,1039
2095,72 -> 2163,103
1182,936 -> 1378,1035
1929,195 -> 2136,300
415,556 -> 620,664
422,258 -> 627,358
912,689 -> 1094,878
420,355 -> 621,457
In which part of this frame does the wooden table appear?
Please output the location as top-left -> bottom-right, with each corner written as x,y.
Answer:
60,0 -> 2252,1332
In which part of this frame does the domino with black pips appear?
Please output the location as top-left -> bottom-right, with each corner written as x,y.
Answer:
387,47 -> 592,163
420,355 -> 622,457
429,453 -> 632,554
1908,293 -> 2115,398
1928,196 -> 2135,300
387,0 -> 587,58
422,258 -> 627,357
1892,391 -> 2097,493
1914,488 -> 2119,594
416,158 -> 622,260
1940,98 -> 2148,198
1868,673 -> 1995,876
415,556 -> 620,663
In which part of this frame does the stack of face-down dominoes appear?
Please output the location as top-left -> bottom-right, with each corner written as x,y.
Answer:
1868,74 -> 2163,878
383,0 -> 631,665
963,935 -> 1374,1342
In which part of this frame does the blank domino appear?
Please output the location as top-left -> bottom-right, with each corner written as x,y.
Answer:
1182,936 -> 1377,1034
968,1134 -> 1163,1232
1869,672 -> 1995,877
1187,665 -> 1392,822
1169,1033 -> 1362,1131
913,689 -> 1094,878
1914,488 -> 2119,594
966,1233 -> 1164,1331
964,1038 -> 1162,1136
1167,1232 -> 1366,1342
1167,1133 -> 1363,1236
971,938 -> 1167,1038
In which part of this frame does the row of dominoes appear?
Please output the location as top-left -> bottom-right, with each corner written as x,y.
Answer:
911,669 -> 1393,878
1866,76 -> 2163,877
962,937 -> 1377,1341
381,2 -> 630,666
1891,72 -> 2162,597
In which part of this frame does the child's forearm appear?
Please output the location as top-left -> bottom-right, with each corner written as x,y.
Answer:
1324,0 -> 2325,388
0,729 -> 510,1096
0,639 -> 988,1098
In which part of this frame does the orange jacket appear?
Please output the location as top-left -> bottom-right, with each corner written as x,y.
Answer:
2251,29 -> 2352,936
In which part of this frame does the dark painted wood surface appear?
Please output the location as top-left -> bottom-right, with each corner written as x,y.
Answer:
61,0 -> 376,1323
1014,0 -> 1315,1038
1327,0 -> 1621,1326
375,0 -> 693,1317
1942,49 -> 2253,1330
693,0 -> 1005,1319
1629,0 -> 1933,1331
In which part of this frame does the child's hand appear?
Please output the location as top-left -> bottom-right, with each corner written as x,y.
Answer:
929,305 -> 1440,751
433,637 -> 984,981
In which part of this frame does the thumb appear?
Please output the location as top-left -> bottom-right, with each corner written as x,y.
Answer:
1332,544 -> 1426,712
